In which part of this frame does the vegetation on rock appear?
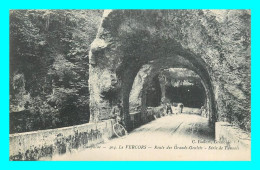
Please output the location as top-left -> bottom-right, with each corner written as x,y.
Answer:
10,10 -> 103,133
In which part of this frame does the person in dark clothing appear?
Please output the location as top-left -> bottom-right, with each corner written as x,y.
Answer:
166,103 -> 173,115
110,103 -> 125,126
178,103 -> 184,113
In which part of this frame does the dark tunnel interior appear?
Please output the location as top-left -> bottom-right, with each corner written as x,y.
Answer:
145,71 -> 206,108
165,84 -> 206,108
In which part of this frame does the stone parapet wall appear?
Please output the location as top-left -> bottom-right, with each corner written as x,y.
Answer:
215,122 -> 251,149
147,106 -> 166,119
9,119 -> 115,160
129,106 -> 165,129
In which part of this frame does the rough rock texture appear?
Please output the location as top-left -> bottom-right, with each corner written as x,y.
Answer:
89,10 -> 251,131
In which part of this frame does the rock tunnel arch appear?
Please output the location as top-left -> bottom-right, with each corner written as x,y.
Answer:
128,56 -> 215,125
89,10 -> 251,132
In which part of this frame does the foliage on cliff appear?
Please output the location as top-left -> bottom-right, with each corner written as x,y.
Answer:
10,10 -> 103,133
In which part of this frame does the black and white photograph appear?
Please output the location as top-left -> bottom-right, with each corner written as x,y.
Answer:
9,9 -> 251,161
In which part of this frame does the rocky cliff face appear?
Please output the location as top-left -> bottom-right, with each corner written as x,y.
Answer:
89,10 -> 251,131
10,10 -> 103,133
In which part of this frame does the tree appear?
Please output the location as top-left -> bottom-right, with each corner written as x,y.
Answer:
10,10 -> 103,133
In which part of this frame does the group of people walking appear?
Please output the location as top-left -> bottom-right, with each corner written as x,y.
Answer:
165,102 -> 184,115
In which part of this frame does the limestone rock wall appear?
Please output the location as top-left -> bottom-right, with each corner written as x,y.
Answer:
89,10 -> 251,131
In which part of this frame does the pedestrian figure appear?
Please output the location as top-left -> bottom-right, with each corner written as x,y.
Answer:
200,105 -> 208,117
166,103 -> 173,115
110,102 -> 125,127
178,103 -> 184,114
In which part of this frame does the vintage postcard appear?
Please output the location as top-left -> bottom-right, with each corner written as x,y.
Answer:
9,9 -> 251,161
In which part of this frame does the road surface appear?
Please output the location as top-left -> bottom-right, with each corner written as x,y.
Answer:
51,109 -> 250,161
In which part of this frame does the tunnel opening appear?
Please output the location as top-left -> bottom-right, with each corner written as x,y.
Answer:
89,10 -> 222,132
163,68 -> 206,108
128,59 -> 212,132
87,10 -> 251,153
126,66 -> 213,140
166,85 -> 205,108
